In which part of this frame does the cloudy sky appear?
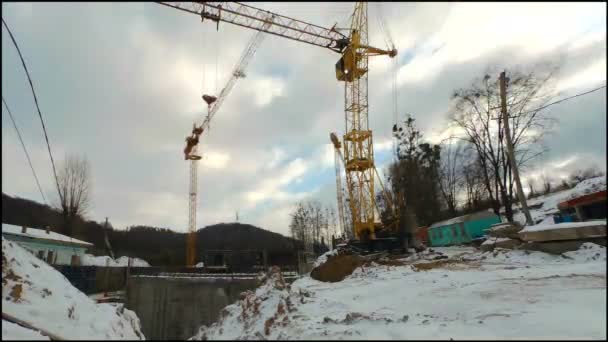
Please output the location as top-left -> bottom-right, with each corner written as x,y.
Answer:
2,2 -> 606,236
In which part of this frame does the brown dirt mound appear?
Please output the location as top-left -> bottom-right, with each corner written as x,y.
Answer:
310,254 -> 364,282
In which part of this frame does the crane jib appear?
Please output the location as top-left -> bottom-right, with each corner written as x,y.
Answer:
157,2 -> 347,53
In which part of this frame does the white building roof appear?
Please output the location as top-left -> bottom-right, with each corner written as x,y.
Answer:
428,210 -> 498,230
2,223 -> 93,247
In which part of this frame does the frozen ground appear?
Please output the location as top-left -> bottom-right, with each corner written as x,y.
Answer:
192,244 -> 606,340
2,237 -> 145,340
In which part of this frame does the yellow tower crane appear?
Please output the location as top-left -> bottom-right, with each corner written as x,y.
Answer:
159,1 -> 398,250
330,132 -> 348,239
182,19 -> 273,266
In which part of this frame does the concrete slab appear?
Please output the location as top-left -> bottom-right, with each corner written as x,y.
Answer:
518,221 -> 606,242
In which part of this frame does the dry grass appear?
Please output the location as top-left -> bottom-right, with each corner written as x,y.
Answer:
411,259 -> 479,271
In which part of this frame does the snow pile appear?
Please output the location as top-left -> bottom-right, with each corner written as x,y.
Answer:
2,237 -> 145,340
313,249 -> 338,268
2,320 -> 49,340
568,176 -> 606,200
188,245 -> 606,340
195,262 -> 205,268
562,243 -> 606,262
81,254 -> 150,267
191,266 -> 296,340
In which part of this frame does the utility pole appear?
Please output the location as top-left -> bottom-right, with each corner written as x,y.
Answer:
499,71 -> 533,226
104,217 -> 115,260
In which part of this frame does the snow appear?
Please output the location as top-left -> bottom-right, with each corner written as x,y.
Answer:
2,237 -> 145,340
313,249 -> 338,268
190,245 -> 606,340
195,262 -> 205,268
510,176 -> 606,226
2,320 -> 49,340
81,254 -> 150,267
521,220 -> 607,233
2,223 -> 92,247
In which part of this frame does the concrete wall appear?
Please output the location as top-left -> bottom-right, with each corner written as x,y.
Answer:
125,275 -> 258,340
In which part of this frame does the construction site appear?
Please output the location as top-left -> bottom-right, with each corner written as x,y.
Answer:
2,1 -> 607,340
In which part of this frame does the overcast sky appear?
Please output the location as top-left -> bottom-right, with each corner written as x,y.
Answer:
2,2 -> 606,236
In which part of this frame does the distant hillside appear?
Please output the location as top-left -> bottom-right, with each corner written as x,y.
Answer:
2,193 -> 302,266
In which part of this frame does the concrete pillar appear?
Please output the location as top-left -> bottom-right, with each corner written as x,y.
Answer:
575,206 -> 585,221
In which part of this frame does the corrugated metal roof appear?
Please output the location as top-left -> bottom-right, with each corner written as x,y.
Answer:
2,223 -> 93,247
428,210 -> 497,229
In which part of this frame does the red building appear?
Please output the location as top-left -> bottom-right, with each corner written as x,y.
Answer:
557,190 -> 606,222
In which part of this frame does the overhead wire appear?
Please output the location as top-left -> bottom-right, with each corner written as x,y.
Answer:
2,18 -> 64,206
2,97 -> 48,205
521,84 -> 606,114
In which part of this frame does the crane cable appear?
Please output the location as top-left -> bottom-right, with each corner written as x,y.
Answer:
2,97 -> 48,206
375,3 -> 399,161
2,18 -> 63,206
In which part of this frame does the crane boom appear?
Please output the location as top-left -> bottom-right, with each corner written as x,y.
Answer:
163,1 -> 399,247
157,2 -> 348,53
196,17 -> 271,134
185,20 -> 272,266
330,133 -> 347,237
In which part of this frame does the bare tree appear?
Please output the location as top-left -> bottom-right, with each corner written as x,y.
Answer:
56,154 -> 92,237
450,65 -> 558,222
540,172 -> 552,195
568,166 -> 605,186
527,179 -> 536,199
438,137 -> 464,216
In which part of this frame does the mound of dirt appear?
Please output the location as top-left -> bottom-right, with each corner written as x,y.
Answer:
310,253 -> 364,283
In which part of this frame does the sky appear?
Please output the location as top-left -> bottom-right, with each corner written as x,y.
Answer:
2,2 -> 606,237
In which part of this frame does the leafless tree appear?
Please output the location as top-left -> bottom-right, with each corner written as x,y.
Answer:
450,65 -> 558,222
438,137 -> 464,216
527,180 -> 536,199
56,153 -> 92,237
540,172 -> 552,195
568,166 -> 605,186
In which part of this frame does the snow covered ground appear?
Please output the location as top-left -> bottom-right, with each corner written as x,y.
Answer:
2,237 -> 145,340
192,244 -> 606,340
81,254 -> 150,267
510,176 -> 606,226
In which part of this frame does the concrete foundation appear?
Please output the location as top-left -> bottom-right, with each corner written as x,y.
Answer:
125,275 -> 258,340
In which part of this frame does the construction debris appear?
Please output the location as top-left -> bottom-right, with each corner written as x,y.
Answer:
518,221 -> 606,242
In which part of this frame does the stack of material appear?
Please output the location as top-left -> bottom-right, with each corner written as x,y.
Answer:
516,221 -> 607,254
480,222 -> 523,252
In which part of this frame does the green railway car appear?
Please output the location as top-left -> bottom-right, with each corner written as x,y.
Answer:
427,211 -> 501,247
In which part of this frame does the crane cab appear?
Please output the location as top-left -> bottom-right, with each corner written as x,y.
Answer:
335,48 -> 367,82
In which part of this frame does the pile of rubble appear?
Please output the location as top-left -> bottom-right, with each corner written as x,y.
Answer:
480,222 -> 524,252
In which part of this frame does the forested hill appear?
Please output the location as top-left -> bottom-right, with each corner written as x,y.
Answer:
2,192 -> 301,266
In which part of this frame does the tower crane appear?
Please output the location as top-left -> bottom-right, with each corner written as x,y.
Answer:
329,132 -> 348,238
183,19 -> 273,266
159,1 -> 400,251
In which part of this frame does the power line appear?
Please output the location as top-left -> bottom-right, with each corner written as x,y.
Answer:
2,18 -> 63,205
523,84 -> 606,114
2,97 -> 48,205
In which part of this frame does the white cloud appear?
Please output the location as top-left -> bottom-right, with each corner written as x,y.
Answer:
556,58 -> 606,93
200,150 -> 230,169
252,76 -> 286,107
2,2 -> 605,238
